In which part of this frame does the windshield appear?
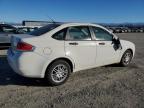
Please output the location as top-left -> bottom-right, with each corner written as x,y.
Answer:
29,24 -> 61,36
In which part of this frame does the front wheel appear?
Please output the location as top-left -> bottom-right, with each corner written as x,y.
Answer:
45,60 -> 71,86
120,50 -> 133,66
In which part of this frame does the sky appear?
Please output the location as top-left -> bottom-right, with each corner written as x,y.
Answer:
0,0 -> 144,23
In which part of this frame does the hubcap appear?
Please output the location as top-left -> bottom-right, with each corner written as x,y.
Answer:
123,52 -> 132,65
51,64 -> 68,83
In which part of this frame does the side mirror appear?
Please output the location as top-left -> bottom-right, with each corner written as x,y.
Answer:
112,37 -> 122,49
112,37 -> 119,43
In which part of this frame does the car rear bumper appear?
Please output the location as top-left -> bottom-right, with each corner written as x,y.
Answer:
7,49 -> 46,78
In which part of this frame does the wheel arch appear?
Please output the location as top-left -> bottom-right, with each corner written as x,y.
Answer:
42,57 -> 74,78
125,48 -> 133,57
120,48 -> 134,62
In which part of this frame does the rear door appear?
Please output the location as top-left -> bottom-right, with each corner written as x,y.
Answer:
65,26 -> 96,70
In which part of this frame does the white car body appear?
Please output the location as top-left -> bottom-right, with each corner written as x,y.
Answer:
7,23 -> 135,79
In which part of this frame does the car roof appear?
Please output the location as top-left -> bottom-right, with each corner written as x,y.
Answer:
59,22 -> 104,28
42,22 -> 103,27
40,22 -> 111,37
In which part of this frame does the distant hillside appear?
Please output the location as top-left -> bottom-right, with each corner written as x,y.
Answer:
98,23 -> 144,28
1,21 -> 144,28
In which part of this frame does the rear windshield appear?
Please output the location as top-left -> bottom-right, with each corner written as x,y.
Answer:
29,24 -> 60,36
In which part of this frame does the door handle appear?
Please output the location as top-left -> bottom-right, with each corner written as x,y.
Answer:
99,42 -> 105,45
69,42 -> 78,45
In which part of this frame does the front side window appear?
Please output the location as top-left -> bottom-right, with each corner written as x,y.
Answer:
68,26 -> 91,40
52,28 -> 67,40
92,27 -> 113,41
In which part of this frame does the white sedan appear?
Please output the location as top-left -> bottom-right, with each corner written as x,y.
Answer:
7,23 -> 135,86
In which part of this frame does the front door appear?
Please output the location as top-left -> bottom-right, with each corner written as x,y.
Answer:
92,27 -> 120,66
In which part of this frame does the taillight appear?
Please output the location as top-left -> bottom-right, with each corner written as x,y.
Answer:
17,42 -> 34,51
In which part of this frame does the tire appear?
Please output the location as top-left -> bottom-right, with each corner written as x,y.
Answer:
120,50 -> 133,67
45,60 -> 71,86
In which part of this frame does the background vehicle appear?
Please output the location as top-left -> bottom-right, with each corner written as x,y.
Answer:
7,23 -> 135,86
0,24 -> 24,49
18,27 -> 38,33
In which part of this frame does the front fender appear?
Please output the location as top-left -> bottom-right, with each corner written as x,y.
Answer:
120,39 -> 135,59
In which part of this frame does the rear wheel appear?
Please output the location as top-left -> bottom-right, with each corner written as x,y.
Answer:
120,50 -> 133,66
45,60 -> 71,86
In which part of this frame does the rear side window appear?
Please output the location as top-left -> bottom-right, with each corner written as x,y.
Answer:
68,26 -> 91,40
29,24 -> 60,36
92,27 -> 113,41
52,28 -> 67,40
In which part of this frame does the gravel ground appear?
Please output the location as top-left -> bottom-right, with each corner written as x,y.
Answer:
0,33 -> 144,108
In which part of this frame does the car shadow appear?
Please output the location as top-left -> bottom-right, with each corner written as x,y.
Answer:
0,56 -> 50,87
104,61 -> 139,69
104,63 -> 121,67
0,56 -> 138,87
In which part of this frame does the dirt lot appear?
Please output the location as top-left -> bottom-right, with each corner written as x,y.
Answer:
0,33 -> 144,108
